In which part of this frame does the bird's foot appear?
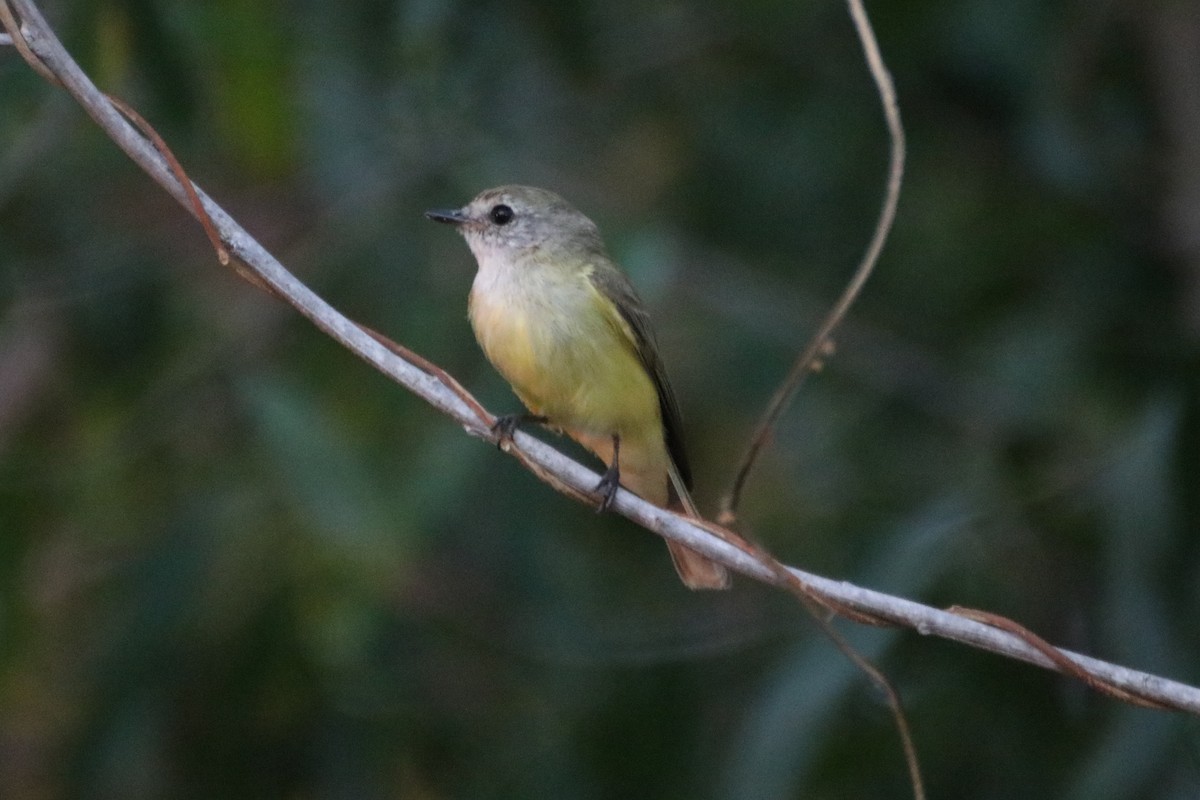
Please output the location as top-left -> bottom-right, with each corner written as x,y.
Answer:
491,414 -> 548,449
594,462 -> 621,513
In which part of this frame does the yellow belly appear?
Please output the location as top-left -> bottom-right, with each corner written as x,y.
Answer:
468,278 -> 670,504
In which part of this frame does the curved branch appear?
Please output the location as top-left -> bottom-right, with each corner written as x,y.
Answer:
721,0 -> 906,520
4,0 -> 1199,718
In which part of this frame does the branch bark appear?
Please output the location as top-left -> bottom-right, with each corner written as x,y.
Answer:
4,0 -> 1199,717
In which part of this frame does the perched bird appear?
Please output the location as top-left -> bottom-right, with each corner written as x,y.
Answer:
426,185 -> 729,590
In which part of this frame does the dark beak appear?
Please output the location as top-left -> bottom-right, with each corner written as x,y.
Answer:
425,208 -> 469,225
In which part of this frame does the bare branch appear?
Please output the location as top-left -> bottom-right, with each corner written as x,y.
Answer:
4,0 -> 1200,719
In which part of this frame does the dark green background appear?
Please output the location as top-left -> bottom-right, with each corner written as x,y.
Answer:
2,0 -> 1198,797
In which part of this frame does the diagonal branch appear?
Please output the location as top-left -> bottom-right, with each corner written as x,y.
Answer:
4,0 -> 1199,718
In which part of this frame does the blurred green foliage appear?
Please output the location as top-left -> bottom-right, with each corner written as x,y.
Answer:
2,0 -> 1198,797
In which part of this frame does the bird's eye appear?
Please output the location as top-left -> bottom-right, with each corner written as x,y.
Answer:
489,204 -> 514,225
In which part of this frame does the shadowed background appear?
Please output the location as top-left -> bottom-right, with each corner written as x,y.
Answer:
1,0 -> 1198,797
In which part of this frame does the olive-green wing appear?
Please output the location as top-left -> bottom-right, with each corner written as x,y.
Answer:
587,263 -> 693,491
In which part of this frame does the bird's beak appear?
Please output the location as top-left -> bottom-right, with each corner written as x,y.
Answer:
424,207 -> 469,225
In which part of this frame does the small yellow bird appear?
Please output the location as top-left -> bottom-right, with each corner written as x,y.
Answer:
426,185 -> 729,590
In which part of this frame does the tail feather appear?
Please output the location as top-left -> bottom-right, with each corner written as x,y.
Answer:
665,540 -> 731,590
666,460 -> 730,591
568,428 -> 729,590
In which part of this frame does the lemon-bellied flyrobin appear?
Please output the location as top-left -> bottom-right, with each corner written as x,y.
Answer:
427,186 -> 728,590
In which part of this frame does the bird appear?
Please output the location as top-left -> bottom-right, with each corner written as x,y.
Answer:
426,185 -> 729,590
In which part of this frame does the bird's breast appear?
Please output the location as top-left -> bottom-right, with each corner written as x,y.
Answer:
467,260 -> 659,438
468,261 -> 584,412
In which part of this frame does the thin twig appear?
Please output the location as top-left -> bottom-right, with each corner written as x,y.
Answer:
697,3 -> 926,784
6,0 -> 1200,721
759,555 -> 926,799
0,0 -> 54,83
358,323 -> 495,430
103,94 -> 232,267
949,607 -> 1173,710
720,0 -> 906,523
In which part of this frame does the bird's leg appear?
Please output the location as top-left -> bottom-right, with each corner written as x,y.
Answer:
595,433 -> 621,513
491,413 -> 549,449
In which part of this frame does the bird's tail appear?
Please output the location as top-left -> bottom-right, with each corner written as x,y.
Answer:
665,460 -> 730,590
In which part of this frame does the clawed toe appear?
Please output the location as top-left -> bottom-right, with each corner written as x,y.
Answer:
490,414 -> 547,449
491,415 -> 521,446
594,465 -> 620,513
